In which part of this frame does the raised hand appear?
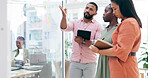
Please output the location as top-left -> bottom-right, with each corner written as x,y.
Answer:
59,5 -> 67,17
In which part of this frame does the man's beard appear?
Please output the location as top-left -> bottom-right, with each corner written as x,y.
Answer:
84,12 -> 94,19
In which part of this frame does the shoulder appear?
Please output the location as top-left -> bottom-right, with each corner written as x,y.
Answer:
12,49 -> 18,52
124,17 -> 136,22
94,20 -> 103,28
112,24 -> 119,30
122,18 -> 139,26
92,19 -> 100,24
117,18 -> 140,34
23,48 -> 29,53
69,19 -> 82,24
119,18 -> 139,29
93,20 -> 103,30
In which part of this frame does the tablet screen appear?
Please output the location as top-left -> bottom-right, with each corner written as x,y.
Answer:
77,30 -> 91,40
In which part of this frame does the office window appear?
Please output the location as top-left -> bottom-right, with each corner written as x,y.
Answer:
8,0 -> 63,78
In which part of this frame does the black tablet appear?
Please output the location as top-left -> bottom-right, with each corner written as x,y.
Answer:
77,30 -> 91,40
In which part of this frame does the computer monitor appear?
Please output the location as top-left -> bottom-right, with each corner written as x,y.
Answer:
30,53 -> 47,65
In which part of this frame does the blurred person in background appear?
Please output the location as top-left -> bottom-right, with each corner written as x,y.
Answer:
11,36 -> 30,67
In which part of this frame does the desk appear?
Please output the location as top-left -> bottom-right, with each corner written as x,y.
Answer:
11,69 -> 41,78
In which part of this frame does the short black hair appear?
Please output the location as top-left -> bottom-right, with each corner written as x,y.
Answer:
108,4 -> 117,20
108,4 -> 113,13
111,0 -> 142,28
17,36 -> 25,44
88,2 -> 98,12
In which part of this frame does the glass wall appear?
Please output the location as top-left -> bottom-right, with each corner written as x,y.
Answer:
8,0 -> 63,78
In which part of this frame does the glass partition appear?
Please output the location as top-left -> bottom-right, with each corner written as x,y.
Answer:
8,0 -> 63,78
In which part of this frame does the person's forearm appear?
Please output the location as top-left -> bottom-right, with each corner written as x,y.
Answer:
99,48 -> 116,56
60,16 -> 67,29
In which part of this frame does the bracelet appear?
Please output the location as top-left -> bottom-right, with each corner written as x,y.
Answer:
82,40 -> 85,44
91,41 -> 94,45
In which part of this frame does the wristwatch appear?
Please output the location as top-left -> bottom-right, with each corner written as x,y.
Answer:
91,41 -> 94,45
82,40 -> 85,44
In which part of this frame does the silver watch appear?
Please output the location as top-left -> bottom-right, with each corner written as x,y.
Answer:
82,40 -> 85,44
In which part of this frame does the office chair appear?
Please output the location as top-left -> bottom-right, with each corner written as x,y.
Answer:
39,63 -> 52,78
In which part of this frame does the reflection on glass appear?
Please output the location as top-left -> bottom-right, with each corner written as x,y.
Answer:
8,0 -> 62,78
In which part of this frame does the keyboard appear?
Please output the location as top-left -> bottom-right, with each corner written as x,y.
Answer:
23,66 -> 43,71
11,67 -> 20,71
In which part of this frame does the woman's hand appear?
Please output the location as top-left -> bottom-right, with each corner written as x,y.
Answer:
23,60 -> 27,63
89,45 -> 100,54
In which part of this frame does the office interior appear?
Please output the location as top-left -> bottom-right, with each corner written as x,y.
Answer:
0,0 -> 148,78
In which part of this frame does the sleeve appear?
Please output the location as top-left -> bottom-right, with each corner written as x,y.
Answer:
94,23 -> 104,40
61,21 -> 74,32
11,51 -> 16,60
11,60 -> 16,67
112,19 -> 139,62
11,50 -> 17,66
25,49 -> 30,62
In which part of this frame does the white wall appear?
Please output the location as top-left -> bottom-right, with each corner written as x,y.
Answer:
0,0 -> 10,78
